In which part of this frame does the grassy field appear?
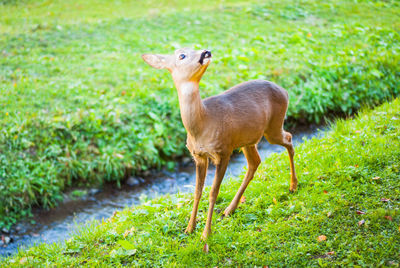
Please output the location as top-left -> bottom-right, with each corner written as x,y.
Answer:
1,0 -> 400,228
2,97 -> 399,266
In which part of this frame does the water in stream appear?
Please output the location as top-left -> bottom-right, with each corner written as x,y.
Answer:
0,126 -> 324,257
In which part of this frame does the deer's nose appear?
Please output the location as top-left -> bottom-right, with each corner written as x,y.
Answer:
199,50 -> 212,65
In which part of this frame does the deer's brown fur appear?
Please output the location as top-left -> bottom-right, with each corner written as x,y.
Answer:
142,48 -> 297,240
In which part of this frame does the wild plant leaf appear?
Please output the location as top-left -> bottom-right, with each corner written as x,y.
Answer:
117,239 -> 135,250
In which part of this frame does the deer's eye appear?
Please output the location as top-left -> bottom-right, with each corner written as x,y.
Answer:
179,54 -> 186,60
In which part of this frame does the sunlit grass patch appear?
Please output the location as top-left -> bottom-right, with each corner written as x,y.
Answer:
2,98 -> 399,266
0,0 -> 399,228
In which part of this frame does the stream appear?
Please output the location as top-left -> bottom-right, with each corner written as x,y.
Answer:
0,126 -> 324,257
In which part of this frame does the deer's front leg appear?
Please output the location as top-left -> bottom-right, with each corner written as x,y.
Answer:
185,155 -> 208,234
201,156 -> 230,240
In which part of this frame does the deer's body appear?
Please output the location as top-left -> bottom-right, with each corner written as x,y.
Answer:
182,80 -> 288,162
142,48 -> 297,240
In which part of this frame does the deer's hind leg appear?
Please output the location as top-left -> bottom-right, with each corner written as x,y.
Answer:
265,130 -> 297,192
224,145 -> 261,216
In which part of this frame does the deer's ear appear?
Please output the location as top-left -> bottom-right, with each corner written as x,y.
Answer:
142,54 -> 169,69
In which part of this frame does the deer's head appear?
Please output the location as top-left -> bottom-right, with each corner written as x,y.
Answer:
142,48 -> 212,86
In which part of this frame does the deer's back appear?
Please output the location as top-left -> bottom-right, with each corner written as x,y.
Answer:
203,79 -> 288,119
200,80 -> 289,151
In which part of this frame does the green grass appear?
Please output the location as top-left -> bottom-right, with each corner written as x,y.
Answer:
2,96 -> 399,267
1,0 -> 400,228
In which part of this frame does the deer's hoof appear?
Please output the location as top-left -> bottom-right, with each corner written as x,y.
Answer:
223,206 -> 235,217
289,184 -> 298,192
185,224 -> 195,234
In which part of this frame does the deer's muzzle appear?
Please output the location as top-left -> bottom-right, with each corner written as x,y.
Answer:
199,50 -> 212,65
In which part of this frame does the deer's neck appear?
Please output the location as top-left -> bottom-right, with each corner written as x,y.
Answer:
175,82 -> 205,136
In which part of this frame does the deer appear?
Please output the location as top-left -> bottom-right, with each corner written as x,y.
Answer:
142,48 -> 297,240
